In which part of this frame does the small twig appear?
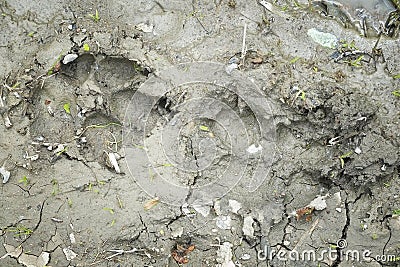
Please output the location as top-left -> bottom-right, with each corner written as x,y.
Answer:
105,248 -> 141,260
292,218 -> 320,251
241,23 -> 247,65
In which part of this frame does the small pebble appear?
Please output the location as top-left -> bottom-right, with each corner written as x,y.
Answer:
62,54 -> 78,65
241,254 -> 251,260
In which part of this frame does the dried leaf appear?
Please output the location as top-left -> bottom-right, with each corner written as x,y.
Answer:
295,206 -> 314,221
172,251 -> 189,264
250,57 -> 263,64
144,197 -> 159,210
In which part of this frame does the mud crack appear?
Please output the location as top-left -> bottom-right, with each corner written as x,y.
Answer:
332,192 -> 364,267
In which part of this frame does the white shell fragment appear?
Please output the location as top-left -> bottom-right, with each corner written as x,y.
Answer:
308,195 -> 328,211
136,22 -> 154,33
246,144 -> 262,154
4,116 -> 12,128
334,191 -> 341,204
259,0 -> 290,19
25,153 -> 39,161
108,152 -> 121,173
62,54 -> 78,64
47,105 -> 54,116
171,227 -> 184,238
354,147 -> 362,154
225,63 -> 238,74
181,203 -> 192,216
241,253 -> 251,260
213,200 -> 222,216
216,215 -> 232,230
54,144 -> 66,155
0,166 -> 10,184
307,28 -> 338,49
216,242 -> 235,267
69,233 -> 76,244
242,216 -> 255,238
63,247 -> 77,261
192,204 -> 210,217
228,199 -> 242,214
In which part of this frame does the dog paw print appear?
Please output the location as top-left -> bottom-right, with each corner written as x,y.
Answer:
30,53 -> 150,164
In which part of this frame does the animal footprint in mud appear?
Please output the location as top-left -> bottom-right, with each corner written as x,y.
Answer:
30,53 -> 149,164
122,62 -> 277,206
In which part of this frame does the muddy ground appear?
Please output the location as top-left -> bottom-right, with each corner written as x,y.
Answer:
0,0 -> 399,266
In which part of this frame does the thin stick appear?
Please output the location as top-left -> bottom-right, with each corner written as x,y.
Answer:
241,23 -> 247,65
292,218 -> 320,251
105,248 -> 140,260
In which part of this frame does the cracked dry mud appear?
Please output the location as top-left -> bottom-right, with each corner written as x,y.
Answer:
0,0 -> 399,267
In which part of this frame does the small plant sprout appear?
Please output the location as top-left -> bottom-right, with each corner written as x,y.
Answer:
148,168 -> 156,180
83,43 -> 90,52
371,233 -> 378,240
393,209 -> 400,216
116,195 -> 124,209
51,179 -> 59,196
199,125 -> 209,131
341,40 -> 357,50
300,90 -> 306,101
292,89 -> 306,103
11,82 -> 21,89
133,61 -> 143,72
18,176 -> 30,186
88,9 -> 100,23
67,198 -> 73,208
103,207 -> 114,214
161,163 -> 173,167
289,56 -> 301,64
348,55 -> 364,67
339,151 -> 353,168
392,90 -> 400,97
47,52 -> 65,75
9,225 -> 33,238
393,73 -> 400,79
63,103 -> 71,114
56,146 -> 68,156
